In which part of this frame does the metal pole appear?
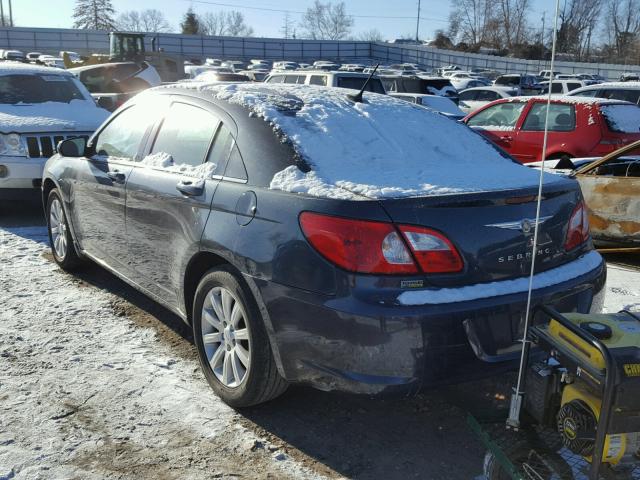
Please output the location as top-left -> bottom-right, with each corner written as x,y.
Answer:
0,1 -> 5,27
415,0 -> 421,42
506,0 -> 561,430
8,0 -> 12,27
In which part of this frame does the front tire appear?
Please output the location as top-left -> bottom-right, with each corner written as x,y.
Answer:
46,189 -> 82,271
193,267 -> 288,407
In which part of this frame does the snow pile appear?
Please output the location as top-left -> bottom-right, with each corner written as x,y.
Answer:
0,61 -> 72,77
0,99 -> 109,133
174,83 -> 563,199
140,151 -> 217,178
399,250 -> 603,305
600,104 -> 640,133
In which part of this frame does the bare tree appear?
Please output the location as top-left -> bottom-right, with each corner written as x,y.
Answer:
200,11 -> 253,37
300,1 -> 353,40
117,9 -> 171,33
448,0 -> 494,46
557,0 -> 602,60
495,0 -> 530,49
357,28 -> 384,42
607,0 -> 640,60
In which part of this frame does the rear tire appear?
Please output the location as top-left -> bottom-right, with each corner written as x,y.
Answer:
46,189 -> 83,271
192,267 -> 288,407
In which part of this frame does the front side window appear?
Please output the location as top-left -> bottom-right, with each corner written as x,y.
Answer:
459,90 -> 477,101
336,77 -> 386,94
95,106 -> 151,159
0,74 -> 85,104
466,102 -> 526,129
476,90 -> 499,101
309,75 -> 327,86
550,82 -> 563,94
521,103 -> 576,132
151,103 -> 219,167
266,75 -> 285,84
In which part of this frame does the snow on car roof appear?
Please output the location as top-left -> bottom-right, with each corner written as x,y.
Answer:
171,82 -> 564,199
507,95 -> 630,105
0,61 -> 73,77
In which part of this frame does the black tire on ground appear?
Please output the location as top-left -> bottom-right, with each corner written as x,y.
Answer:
46,188 -> 83,271
192,267 -> 288,407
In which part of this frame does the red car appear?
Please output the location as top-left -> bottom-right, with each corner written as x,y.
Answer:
463,96 -> 640,163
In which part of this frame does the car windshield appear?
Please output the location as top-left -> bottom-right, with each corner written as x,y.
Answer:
0,74 -> 85,104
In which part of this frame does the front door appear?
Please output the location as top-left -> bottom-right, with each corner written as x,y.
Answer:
71,104 -> 153,268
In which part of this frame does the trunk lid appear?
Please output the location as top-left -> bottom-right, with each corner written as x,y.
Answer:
379,179 -> 585,287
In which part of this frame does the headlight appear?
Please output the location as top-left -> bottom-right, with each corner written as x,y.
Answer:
0,133 -> 27,157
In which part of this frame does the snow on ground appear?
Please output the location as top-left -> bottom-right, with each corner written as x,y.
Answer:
1,222 -> 639,480
0,226 -> 330,480
171,83 -> 564,199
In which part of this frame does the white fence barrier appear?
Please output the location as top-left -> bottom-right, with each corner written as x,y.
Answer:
1,26 -> 639,80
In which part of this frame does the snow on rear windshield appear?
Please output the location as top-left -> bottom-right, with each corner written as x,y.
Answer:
0,74 -> 85,104
185,83 -> 563,199
601,105 -> 640,133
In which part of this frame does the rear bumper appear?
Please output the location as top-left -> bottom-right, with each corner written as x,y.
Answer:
254,251 -> 606,395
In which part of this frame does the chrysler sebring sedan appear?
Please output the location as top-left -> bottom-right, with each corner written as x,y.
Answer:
43,83 -> 605,407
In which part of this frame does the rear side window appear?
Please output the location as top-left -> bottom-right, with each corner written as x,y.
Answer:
550,82 -> 563,94
284,75 -> 304,84
151,103 -> 219,167
266,75 -> 285,84
601,89 -> 640,105
336,77 -> 385,94
522,103 -> 575,132
224,145 -> 248,181
207,124 -> 234,173
572,89 -> 599,98
600,105 -> 640,133
466,102 -> 526,129
95,105 -> 150,159
459,90 -> 477,101
309,75 -> 327,86
567,82 -> 582,92
476,90 -> 499,101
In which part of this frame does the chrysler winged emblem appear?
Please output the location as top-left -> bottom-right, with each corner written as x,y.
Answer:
485,216 -> 552,235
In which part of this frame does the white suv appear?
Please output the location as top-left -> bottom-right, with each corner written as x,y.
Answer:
265,70 -> 386,94
0,63 -> 109,200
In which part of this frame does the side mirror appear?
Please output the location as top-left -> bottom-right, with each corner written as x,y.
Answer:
58,137 -> 87,158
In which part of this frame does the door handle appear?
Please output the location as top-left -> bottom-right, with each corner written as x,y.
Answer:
107,170 -> 126,182
176,179 -> 205,197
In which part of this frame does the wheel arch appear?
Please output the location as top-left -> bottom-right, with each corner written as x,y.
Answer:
182,249 -> 286,377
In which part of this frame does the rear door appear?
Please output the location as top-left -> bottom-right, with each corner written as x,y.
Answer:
71,104 -> 154,269
509,102 -> 578,163
124,98 -> 233,308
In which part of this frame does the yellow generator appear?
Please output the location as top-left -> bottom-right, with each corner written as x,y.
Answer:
524,306 -> 640,477
476,306 -> 640,480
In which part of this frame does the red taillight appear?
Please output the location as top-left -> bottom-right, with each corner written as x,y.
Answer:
564,202 -> 590,251
398,225 -> 464,273
299,212 -> 463,275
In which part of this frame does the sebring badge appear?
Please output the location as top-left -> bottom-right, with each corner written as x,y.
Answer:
485,216 -> 552,235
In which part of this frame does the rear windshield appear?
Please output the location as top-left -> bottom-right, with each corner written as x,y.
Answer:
336,77 -> 386,94
0,74 -> 85,104
600,105 -> 640,133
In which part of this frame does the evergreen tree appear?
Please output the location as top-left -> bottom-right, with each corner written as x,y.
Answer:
73,0 -> 116,30
181,8 -> 200,35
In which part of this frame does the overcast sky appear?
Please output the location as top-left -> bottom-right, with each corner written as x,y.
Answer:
9,0 -> 557,41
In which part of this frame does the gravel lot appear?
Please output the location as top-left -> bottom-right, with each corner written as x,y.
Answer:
2,204 -> 639,480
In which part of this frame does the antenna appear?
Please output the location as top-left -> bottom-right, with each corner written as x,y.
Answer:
347,63 -> 380,103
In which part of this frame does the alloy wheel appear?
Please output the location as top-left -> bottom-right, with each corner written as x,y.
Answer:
201,286 -> 251,388
49,198 -> 68,260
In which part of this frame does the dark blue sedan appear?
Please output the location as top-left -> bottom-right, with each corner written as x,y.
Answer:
42,83 -> 605,406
